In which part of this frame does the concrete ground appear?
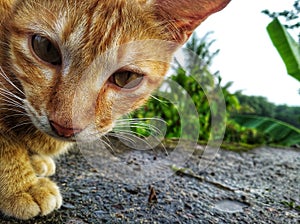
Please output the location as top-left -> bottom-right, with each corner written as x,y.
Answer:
0,142 -> 299,223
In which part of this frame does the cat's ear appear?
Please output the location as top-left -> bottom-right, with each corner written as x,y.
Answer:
153,0 -> 231,43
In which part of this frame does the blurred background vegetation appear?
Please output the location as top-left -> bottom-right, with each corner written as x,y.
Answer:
130,1 -> 300,149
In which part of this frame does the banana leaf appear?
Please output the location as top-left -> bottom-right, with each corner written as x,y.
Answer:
233,115 -> 300,146
267,18 -> 300,81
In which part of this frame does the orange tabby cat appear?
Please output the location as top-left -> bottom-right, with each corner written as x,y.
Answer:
0,0 -> 230,220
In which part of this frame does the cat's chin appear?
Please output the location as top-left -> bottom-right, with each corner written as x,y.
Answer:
41,127 -> 110,143
45,132 -> 78,143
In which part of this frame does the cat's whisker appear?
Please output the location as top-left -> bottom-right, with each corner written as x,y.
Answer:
73,130 -> 115,154
101,135 -> 116,154
116,117 -> 166,123
0,67 -> 25,97
114,123 -> 164,137
114,120 -> 166,144
0,88 -> 25,102
0,92 -> 24,105
102,134 -> 112,145
7,122 -> 33,132
1,113 -> 28,120
110,129 -> 157,150
101,139 -> 115,155
82,132 -> 115,154
111,128 -> 148,139
0,98 -> 25,110
107,132 -> 137,145
0,107 -> 27,115
1,99 -> 25,110
0,115 -> 29,126
116,117 -> 166,130
112,126 -> 168,155
115,126 -> 164,140
149,95 -> 169,104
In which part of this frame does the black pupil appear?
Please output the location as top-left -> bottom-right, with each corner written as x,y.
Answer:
32,35 -> 62,65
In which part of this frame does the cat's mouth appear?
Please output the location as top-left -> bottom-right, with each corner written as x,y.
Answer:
40,120 -> 112,143
48,121 -> 112,142
49,120 -> 83,139
25,101 -> 111,142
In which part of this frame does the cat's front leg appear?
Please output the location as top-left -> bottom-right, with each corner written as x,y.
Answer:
0,145 -> 62,220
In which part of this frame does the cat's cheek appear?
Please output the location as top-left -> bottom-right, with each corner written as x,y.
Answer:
93,89 -> 114,132
93,86 -> 147,132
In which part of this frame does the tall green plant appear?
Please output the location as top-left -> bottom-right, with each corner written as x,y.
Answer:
231,4 -> 300,147
131,34 -> 240,142
267,18 -> 300,81
263,0 -> 300,81
233,115 -> 300,146
262,0 -> 300,42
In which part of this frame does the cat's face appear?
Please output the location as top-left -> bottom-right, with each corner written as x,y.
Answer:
1,0 -> 230,141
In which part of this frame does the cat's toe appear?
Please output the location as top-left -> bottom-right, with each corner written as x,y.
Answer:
1,178 -> 62,220
1,192 -> 41,220
28,178 -> 62,216
30,155 -> 56,177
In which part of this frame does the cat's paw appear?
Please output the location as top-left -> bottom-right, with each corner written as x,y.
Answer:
30,155 -> 56,177
1,178 -> 62,220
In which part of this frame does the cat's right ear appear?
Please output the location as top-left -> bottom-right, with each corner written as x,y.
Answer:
153,0 -> 231,44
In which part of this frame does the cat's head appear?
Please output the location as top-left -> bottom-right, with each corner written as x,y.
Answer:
1,0 -> 230,141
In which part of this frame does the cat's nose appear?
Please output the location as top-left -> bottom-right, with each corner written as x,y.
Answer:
50,121 -> 83,138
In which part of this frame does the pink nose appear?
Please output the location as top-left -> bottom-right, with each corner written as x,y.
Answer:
50,121 -> 83,138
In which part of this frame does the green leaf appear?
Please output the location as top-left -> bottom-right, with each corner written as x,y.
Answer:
267,18 -> 300,81
233,115 -> 300,146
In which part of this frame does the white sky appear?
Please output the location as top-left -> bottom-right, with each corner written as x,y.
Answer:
196,0 -> 300,106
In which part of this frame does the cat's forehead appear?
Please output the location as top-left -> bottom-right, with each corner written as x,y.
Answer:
7,0 -> 174,82
12,0 -> 163,54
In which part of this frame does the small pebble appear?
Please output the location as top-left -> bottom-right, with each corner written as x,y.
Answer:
62,203 -> 76,209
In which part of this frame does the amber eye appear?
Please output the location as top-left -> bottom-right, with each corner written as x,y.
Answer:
109,71 -> 144,89
31,35 -> 62,66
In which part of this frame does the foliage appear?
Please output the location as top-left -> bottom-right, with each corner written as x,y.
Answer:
275,104 -> 300,128
233,115 -> 300,146
228,1 -> 300,147
267,18 -> 300,80
263,0 -> 300,88
224,119 -> 265,145
131,33 -> 240,142
234,93 -> 300,128
234,93 -> 276,117
233,95 -> 300,147
131,31 -> 300,147
262,0 -> 300,42
132,60 -> 220,141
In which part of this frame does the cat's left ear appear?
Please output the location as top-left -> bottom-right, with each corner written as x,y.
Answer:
153,0 -> 231,43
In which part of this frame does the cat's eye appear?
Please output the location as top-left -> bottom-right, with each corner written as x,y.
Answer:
31,35 -> 62,66
109,71 -> 144,89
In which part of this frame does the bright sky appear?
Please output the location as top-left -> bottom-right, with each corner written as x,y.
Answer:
196,0 -> 300,106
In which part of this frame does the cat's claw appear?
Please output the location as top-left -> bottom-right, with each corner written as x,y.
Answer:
30,155 -> 56,177
1,178 -> 62,220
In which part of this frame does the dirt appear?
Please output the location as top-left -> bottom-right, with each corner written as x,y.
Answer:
0,141 -> 299,223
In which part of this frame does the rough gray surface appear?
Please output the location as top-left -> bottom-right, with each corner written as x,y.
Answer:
0,144 -> 299,223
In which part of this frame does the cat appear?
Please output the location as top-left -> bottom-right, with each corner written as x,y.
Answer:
0,0 -> 230,220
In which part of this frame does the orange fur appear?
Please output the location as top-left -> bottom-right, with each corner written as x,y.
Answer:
0,0 -> 230,220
